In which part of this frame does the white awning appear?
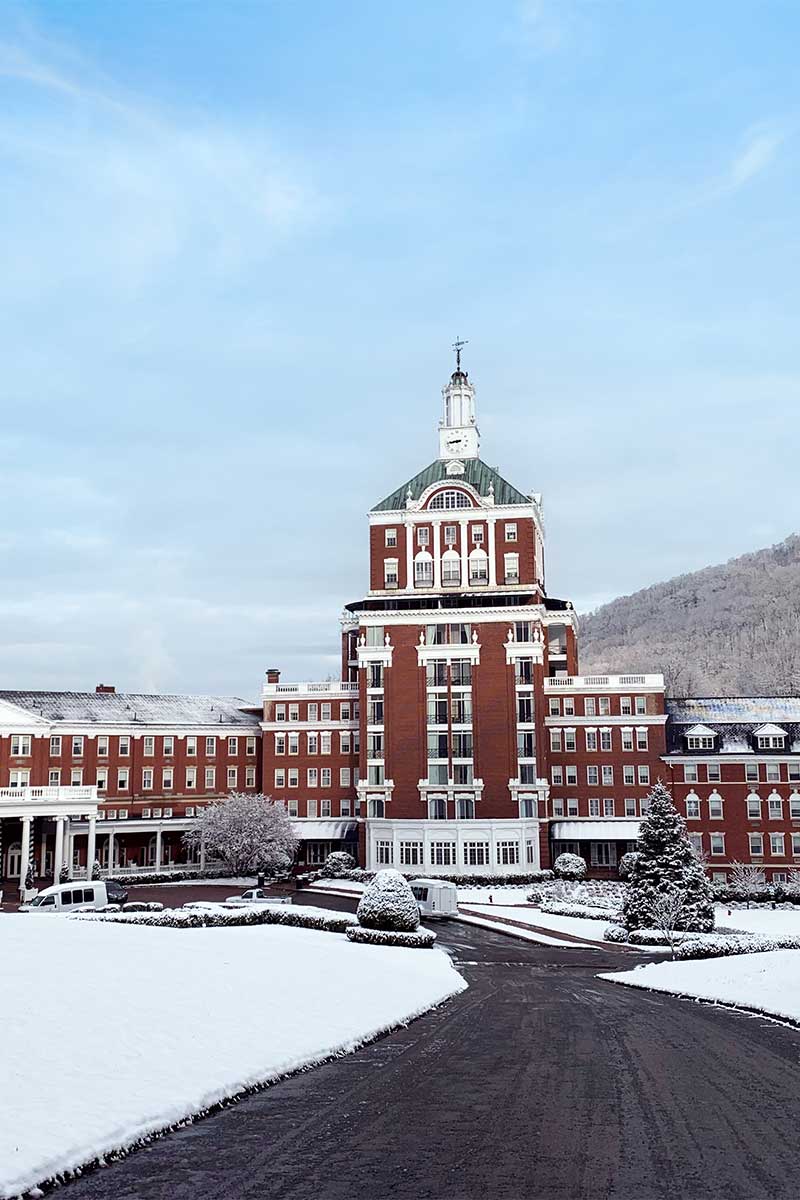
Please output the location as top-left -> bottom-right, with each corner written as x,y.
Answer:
291,820 -> 358,841
551,820 -> 641,841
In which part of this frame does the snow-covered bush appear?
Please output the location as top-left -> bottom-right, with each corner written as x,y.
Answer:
527,879 -> 624,906
553,853 -> 587,881
357,869 -> 420,932
603,924 -> 629,943
618,852 -> 640,881
346,926 -> 436,948
183,792 -> 298,878
623,782 -> 714,933
122,901 -> 164,913
321,851 -> 357,877
78,904 -> 356,933
539,902 -> 617,921
675,933 -> 800,960
59,864 -> 70,884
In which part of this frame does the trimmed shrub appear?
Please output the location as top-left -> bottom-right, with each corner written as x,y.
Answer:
77,904 -> 356,934
674,933 -> 800,961
603,924 -> 629,943
346,926 -> 436,949
321,852 -> 357,877
618,852 -> 640,881
122,901 -> 165,913
300,869 -> 556,888
357,869 -> 420,932
539,902 -> 617,921
554,853 -> 587,881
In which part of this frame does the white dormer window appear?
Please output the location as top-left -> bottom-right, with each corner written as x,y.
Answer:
755,724 -> 787,750
385,528 -> 397,547
685,724 -> 717,751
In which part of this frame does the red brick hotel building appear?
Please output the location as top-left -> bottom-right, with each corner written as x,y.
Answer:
2,358 -> 799,888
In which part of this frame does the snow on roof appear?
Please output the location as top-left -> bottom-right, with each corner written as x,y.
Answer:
667,697 -> 800,723
0,691 -> 261,727
685,724 -> 717,738
753,723 -> 788,737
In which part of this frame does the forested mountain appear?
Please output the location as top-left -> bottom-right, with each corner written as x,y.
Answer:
578,535 -> 800,697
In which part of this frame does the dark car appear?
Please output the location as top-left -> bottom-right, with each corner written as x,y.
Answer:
104,880 -> 129,904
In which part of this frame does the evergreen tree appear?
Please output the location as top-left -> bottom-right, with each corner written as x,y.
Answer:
623,781 -> 715,933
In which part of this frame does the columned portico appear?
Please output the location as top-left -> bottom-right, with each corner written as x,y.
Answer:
0,786 -> 99,889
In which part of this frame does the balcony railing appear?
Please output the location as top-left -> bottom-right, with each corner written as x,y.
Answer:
264,680 -> 359,696
544,673 -> 664,690
0,785 -> 99,808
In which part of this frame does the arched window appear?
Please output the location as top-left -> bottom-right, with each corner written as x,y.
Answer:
414,550 -> 434,588
428,489 -> 473,510
441,549 -> 461,587
457,797 -> 475,819
428,797 -> 447,820
367,798 -> 385,818
468,548 -> 488,585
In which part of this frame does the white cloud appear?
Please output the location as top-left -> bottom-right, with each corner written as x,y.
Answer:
729,125 -> 785,189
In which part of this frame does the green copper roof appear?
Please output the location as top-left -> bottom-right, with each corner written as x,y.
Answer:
372,458 -> 530,512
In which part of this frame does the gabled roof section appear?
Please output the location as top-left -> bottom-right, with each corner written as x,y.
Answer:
0,691 -> 261,727
685,724 -> 717,738
372,458 -> 530,512
754,723 -> 788,738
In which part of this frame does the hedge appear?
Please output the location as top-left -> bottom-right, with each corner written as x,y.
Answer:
346,926 -> 437,949
539,901 -> 619,921
77,904 -> 356,934
300,869 -> 556,888
674,933 -> 800,960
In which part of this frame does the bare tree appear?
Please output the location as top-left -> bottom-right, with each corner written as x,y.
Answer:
649,889 -> 687,959
729,861 -> 766,909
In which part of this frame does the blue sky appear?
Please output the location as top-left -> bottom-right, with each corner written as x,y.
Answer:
1,1 -> 798,696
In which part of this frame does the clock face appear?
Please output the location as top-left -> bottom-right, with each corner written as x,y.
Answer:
447,435 -> 464,450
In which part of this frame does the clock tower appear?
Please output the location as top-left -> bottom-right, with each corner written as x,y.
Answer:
438,350 -> 479,461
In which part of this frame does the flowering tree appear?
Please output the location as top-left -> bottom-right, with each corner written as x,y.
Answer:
183,793 -> 298,878
623,781 -> 714,933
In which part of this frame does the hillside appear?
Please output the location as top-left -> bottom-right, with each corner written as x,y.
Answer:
578,535 -> 800,697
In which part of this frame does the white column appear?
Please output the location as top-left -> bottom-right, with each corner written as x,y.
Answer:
107,828 -> 115,876
53,818 -> 65,881
155,828 -> 162,869
40,832 -> 48,879
488,518 -> 497,587
199,834 -> 206,870
19,816 -> 32,893
86,816 -> 97,879
405,521 -> 414,591
433,521 -> 441,590
64,825 -> 72,878
460,519 -> 469,585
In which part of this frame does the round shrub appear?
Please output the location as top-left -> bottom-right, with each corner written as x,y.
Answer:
603,924 -> 629,943
554,853 -> 587,881
322,851 -> 357,877
618,851 -> 640,881
356,869 -> 420,932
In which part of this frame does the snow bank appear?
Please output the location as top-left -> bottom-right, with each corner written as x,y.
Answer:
600,950 -> 800,1023
717,905 -> 800,939
0,915 -> 465,1199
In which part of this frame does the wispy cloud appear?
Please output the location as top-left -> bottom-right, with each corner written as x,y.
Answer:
729,125 -> 785,189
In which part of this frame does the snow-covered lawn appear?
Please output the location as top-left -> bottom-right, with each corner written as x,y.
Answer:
307,878 -> 365,894
601,950 -> 800,1024
482,906 -> 612,943
0,914 -> 465,1199
717,905 -> 800,938
456,885 -> 535,905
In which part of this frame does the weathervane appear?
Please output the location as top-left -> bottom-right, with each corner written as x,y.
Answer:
452,337 -> 468,371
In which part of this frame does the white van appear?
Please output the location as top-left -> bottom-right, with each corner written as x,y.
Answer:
23,881 -> 116,913
409,878 -> 459,919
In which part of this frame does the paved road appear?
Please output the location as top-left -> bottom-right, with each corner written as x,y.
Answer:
62,917 -> 800,1200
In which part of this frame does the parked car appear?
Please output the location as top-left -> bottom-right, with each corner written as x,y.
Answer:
104,880 -> 129,905
22,881 -> 123,914
224,888 -> 290,905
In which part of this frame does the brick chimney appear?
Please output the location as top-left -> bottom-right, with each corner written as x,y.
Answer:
95,684 -> 116,694
266,668 -> 281,684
